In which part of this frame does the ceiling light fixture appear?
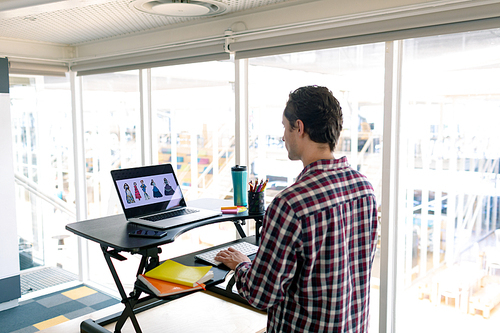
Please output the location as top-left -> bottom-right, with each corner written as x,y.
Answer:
130,0 -> 228,17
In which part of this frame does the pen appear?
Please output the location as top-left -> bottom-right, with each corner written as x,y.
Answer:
250,179 -> 258,192
261,179 -> 269,192
255,179 -> 263,192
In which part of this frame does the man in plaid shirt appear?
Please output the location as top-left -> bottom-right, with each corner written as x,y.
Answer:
215,86 -> 379,332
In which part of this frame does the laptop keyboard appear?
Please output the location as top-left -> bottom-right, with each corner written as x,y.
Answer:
195,241 -> 259,266
142,208 -> 199,222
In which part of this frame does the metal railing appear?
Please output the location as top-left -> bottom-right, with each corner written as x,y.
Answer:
14,173 -> 76,219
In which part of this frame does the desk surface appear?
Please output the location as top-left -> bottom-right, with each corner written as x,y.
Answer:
66,198 -> 263,251
64,198 -> 264,333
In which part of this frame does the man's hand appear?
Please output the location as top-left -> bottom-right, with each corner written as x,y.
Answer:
214,247 -> 251,270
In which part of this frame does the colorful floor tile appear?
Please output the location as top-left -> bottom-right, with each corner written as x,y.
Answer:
0,285 -> 120,333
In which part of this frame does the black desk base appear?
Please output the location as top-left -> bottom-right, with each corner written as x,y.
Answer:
66,198 -> 264,333
82,235 -> 258,333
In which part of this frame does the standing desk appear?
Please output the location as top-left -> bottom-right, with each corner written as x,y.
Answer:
66,198 -> 264,333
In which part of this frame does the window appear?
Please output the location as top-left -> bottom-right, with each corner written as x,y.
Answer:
10,74 -> 78,276
82,61 -> 237,292
247,44 -> 385,331
81,71 -> 142,289
151,61 -> 235,200
396,29 -> 500,331
81,70 -> 141,219
151,60 -> 238,260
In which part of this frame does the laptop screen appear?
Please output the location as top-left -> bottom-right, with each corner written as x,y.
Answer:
111,164 -> 187,219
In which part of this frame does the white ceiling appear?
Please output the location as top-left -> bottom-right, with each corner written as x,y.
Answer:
0,0 -> 303,45
3,0 -> 499,68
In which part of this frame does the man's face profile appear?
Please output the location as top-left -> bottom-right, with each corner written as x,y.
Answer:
282,113 -> 300,161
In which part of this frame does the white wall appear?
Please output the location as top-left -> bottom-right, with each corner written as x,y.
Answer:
0,58 -> 20,311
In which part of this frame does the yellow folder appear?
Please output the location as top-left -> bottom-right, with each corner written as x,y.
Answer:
144,260 -> 213,287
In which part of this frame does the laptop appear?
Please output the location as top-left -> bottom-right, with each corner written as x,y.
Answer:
111,164 -> 222,229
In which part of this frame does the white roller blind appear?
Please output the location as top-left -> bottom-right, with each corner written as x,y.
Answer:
232,2 -> 500,59
9,61 -> 68,77
72,43 -> 229,76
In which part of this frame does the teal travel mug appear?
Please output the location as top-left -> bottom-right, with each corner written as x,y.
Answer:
231,165 -> 247,206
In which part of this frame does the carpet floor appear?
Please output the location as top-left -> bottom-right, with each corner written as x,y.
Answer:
0,284 -> 120,333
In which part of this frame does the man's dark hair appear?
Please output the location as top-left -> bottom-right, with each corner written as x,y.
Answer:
284,85 -> 343,151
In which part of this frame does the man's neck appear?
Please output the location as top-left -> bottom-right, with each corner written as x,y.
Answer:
300,149 -> 334,168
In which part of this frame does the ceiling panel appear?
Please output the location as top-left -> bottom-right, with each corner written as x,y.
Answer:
0,0 -> 298,45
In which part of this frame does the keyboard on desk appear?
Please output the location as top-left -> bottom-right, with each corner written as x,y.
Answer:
195,241 -> 259,266
142,208 -> 199,222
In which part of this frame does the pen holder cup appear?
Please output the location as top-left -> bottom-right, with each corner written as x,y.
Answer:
248,191 -> 265,214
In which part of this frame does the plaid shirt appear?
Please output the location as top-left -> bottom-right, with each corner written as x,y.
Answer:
234,157 -> 379,332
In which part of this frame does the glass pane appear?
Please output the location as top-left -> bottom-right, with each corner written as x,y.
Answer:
84,61 -> 236,293
398,28 -> 500,332
10,74 -> 78,278
248,44 -> 385,332
81,71 -> 141,219
151,60 -> 237,260
81,71 -> 141,290
151,61 -> 235,199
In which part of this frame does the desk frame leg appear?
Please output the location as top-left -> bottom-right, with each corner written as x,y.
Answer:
254,218 -> 262,244
101,245 -> 143,333
233,220 -> 247,239
234,218 -> 262,243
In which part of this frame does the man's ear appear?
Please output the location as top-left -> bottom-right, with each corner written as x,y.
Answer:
296,119 -> 305,136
